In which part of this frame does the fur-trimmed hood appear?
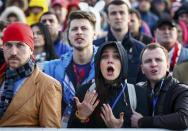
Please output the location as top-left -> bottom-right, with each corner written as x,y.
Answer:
0,6 -> 26,23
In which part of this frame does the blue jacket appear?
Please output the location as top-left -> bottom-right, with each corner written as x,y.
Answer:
94,31 -> 146,84
43,46 -> 97,106
54,39 -> 71,57
178,46 -> 188,63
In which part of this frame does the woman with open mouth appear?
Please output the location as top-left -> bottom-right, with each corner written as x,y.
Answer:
68,41 -> 148,128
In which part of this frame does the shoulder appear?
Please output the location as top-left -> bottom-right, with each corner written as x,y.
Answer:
131,38 -> 145,49
180,46 -> 188,55
43,52 -> 72,70
168,83 -> 188,100
37,70 -> 61,87
93,37 -> 105,46
174,61 -> 188,71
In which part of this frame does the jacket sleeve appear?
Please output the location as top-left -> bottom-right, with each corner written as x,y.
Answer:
39,79 -> 62,128
139,91 -> 188,130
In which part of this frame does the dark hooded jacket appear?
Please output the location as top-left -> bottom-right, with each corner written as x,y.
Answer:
68,41 -> 148,128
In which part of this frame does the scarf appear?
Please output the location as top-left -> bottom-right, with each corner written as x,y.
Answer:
170,42 -> 181,71
0,58 -> 35,118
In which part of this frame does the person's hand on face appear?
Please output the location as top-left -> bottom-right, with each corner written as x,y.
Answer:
74,90 -> 99,119
101,103 -> 124,128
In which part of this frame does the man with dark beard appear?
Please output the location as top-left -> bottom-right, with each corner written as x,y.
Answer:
43,10 -> 98,127
94,0 -> 145,84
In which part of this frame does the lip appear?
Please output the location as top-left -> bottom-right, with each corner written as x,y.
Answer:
150,69 -> 158,74
8,57 -> 19,61
75,37 -> 84,43
106,66 -> 115,76
115,21 -> 122,24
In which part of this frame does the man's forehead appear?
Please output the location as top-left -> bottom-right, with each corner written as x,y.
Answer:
108,4 -> 128,11
143,48 -> 165,57
41,14 -> 56,20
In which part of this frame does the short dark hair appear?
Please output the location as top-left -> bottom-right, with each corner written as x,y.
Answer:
140,43 -> 169,64
68,10 -> 96,29
105,0 -> 130,15
129,9 -> 141,20
39,11 -> 59,23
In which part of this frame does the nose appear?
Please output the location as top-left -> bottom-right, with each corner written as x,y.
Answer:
10,45 -> 18,55
76,28 -> 83,35
151,60 -> 157,67
107,56 -> 113,64
33,33 -> 37,39
115,12 -> 122,19
42,20 -> 51,26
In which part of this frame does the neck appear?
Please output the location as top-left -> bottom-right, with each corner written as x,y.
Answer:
111,28 -> 128,41
73,45 -> 93,65
51,32 -> 59,43
150,81 -> 156,89
34,46 -> 44,56
132,31 -> 139,37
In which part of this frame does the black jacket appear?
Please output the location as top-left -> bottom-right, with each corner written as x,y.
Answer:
67,81 -> 148,128
138,75 -> 188,130
94,31 -> 146,84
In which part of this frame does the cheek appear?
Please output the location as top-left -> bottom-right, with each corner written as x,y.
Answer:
100,60 -> 105,70
117,62 -> 121,72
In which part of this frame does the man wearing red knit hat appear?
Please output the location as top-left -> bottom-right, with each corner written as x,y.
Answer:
0,22 -> 62,127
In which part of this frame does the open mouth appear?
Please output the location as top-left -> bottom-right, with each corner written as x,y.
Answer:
107,66 -> 114,74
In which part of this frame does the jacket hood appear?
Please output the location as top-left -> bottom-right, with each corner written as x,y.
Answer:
27,0 -> 48,25
94,41 -> 128,85
6,0 -> 28,11
29,0 -> 48,12
0,6 -> 26,23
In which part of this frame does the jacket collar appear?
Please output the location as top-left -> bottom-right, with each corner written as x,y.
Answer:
106,29 -> 133,49
146,73 -> 178,94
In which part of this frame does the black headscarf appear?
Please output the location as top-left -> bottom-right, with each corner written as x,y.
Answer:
94,41 -> 128,102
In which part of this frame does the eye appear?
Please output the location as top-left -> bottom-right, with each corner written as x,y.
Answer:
101,54 -> 108,59
81,26 -> 88,31
71,27 -> 77,31
155,58 -> 163,62
113,54 -> 120,59
144,59 -> 151,64
110,11 -> 116,16
16,43 -> 24,48
119,11 -> 125,15
5,43 -> 12,48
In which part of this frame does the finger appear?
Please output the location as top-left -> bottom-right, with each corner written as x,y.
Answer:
102,104 -> 110,121
119,112 -> 124,122
100,112 -> 108,126
106,104 -> 113,114
83,90 -> 91,102
85,90 -> 96,103
74,97 -> 81,107
93,99 -> 100,109
90,91 -> 98,105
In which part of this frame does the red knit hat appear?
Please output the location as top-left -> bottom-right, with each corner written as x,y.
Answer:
2,22 -> 34,51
